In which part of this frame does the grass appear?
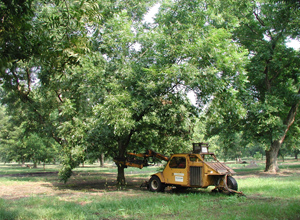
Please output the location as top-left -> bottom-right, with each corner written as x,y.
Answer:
0,161 -> 300,220
0,164 -> 58,175
238,176 -> 300,198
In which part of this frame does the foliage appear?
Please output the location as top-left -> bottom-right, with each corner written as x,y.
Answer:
0,0 -> 198,183
204,0 -> 300,171
0,105 -> 23,162
1,0 -> 299,183
0,104 -> 60,164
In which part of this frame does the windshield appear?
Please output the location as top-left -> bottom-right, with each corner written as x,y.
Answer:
169,157 -> 186,169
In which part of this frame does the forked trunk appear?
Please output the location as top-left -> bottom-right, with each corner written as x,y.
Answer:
115,130 -> 135,185
264,98 -> 299,173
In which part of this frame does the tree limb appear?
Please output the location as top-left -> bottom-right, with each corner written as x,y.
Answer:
253,11 -> 265,27
279,88 -> 300,143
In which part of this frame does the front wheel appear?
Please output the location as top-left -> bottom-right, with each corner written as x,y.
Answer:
149,176 -> 165,192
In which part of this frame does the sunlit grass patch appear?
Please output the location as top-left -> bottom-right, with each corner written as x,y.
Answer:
238,175 -> 300,198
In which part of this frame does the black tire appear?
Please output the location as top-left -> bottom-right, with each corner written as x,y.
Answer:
149,176 -> 165,192
227,176 -> 238,191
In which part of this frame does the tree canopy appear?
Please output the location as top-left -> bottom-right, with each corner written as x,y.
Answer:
205,0 -> 300,172
1,0 -> 299,183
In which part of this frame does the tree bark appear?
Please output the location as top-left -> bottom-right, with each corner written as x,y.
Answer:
116,130 -> 135,185
265,98 -> 300,172
117,164 -> 126,185
116,141 -> 127,185
99,153 -> 105,167
294,148 -> 299,160
265,141 -> 281,172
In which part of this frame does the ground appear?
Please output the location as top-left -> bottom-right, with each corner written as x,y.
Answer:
1,162 -> 299,201
0,171 -> 148,201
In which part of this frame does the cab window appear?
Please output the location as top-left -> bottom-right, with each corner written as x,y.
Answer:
169,157 -> 186,169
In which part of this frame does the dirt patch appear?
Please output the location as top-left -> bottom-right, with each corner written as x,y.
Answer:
0,181 -> 57,200
0,172 -> 149,200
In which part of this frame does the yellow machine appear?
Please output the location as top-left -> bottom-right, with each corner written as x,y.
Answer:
114,143 -> 242,195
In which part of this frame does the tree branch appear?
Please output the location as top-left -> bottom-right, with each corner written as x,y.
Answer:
253,11 -> 265,26
280,88 -> 300,143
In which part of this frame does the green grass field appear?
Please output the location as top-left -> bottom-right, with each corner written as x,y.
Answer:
0,161 -> 299,220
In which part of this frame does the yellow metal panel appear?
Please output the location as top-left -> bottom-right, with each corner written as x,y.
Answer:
163,155 -> 188,185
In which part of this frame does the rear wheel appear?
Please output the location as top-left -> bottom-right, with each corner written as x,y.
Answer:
149,176 -> 165,192
227,176 -> 238,191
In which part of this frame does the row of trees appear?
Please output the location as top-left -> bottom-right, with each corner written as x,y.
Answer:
0,0 -> 299,183
1,104 -> 299,167
0,105 -> 59,167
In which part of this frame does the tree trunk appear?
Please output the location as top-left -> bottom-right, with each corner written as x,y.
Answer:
265,98 -> 299,172
117,164 -> 126,185
99,153 -> 105,167
116,141 -> 127,185
265,140 -> 281,172
115,131 -> 134,185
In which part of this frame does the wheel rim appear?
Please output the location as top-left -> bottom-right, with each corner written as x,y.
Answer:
151,180 -> 158,190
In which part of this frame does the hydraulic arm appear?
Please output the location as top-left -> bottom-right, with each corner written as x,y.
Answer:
114,149 -> 169,169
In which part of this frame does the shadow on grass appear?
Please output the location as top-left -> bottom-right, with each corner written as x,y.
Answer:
29,171 -> 215,196
0,209 -> 19,220
38,171 -> 151,194
0,199 -> 20,220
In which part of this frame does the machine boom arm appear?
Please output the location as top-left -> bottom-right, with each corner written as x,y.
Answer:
114,149 -> 169,169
